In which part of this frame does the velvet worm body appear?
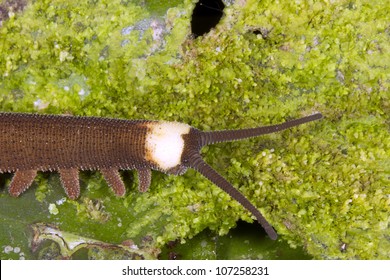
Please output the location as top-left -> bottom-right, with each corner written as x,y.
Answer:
0,112 -> 323,240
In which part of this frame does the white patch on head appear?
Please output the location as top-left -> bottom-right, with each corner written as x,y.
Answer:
145,122 -> 190,171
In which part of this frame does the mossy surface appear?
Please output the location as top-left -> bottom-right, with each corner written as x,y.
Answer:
0,0 -> 389,259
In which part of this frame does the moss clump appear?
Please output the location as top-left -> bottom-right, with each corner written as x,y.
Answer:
0,0 -> 389,259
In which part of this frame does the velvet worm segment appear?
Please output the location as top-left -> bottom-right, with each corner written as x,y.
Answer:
0,112 -> 323,240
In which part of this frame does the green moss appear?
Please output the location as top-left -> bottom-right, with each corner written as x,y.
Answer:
1,0 -> 389,259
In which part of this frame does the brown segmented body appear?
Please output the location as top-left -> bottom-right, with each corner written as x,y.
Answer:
0,111 -> 323,240
0,113 -> 150,172
0,113 -> 162,199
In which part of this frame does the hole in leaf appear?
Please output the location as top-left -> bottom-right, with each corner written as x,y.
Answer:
191,0 -> 225,37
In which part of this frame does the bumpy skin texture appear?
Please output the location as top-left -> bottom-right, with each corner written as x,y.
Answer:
0,112 -> 193,199
0,113 -> 150,171
0,113 -> 154,198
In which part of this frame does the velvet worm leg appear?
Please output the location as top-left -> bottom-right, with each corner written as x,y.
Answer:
9,170 -> 37,197
101,168 -> 126,196
59,168 -> 80,200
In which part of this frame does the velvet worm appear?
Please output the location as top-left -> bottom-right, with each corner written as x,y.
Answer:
0,112 -> 323,240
